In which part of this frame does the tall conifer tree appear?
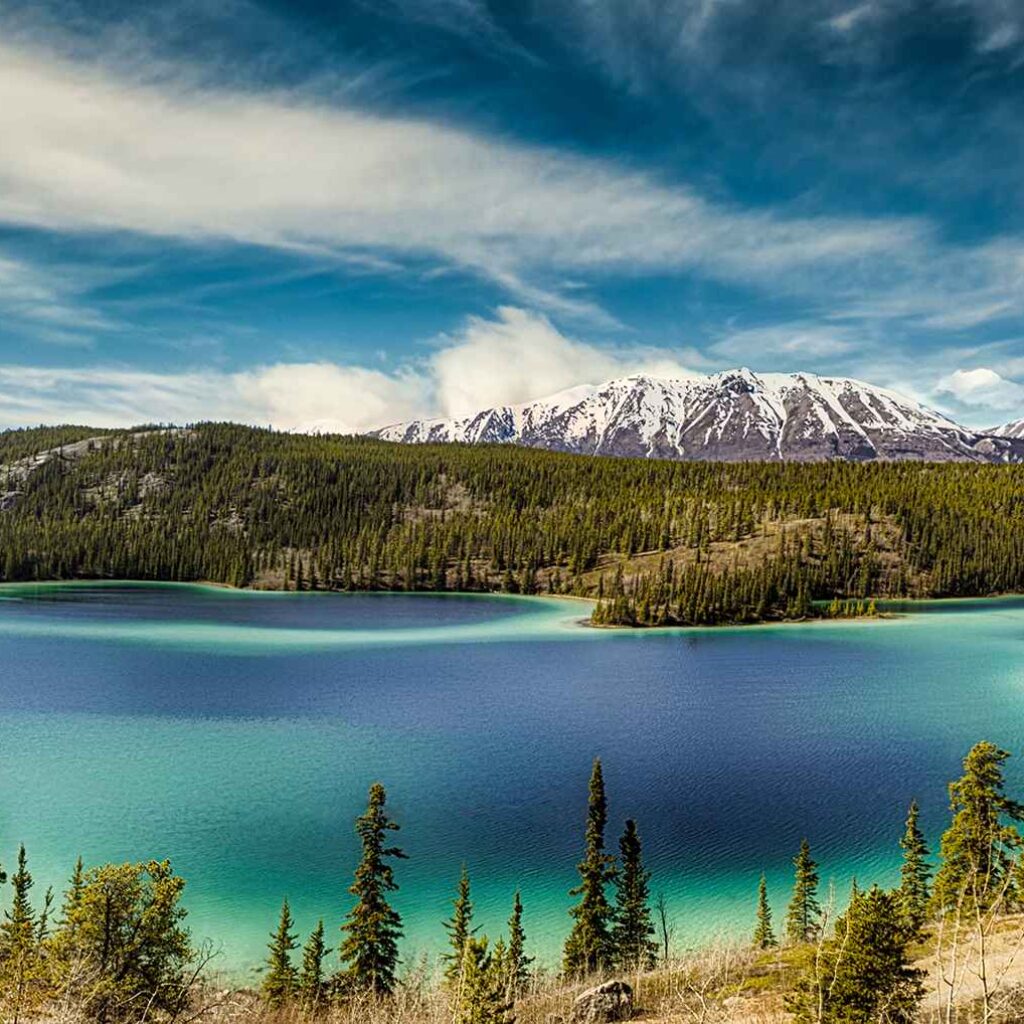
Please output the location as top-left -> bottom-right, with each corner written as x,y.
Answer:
0,845 -> 37,1022
1,846 -> 34,949
506,890 -> 533,998
262,898 -> 299,1007
897,801 -> 932,936
932,742 -> 1024,913
339,782 -> 407,996
785,839 -> 821,944
611,819 -> 657,971
563,758 -> 616,976
753,873 -> 777,949
299,919 -> 330,1009
443,866 -> 476,984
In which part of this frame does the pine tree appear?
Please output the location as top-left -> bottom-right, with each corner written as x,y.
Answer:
897,801 -> 932,936
506,890 -> 533,998
932,741 -> 1024,913
785,839 -> 821,944
753,873 -> 777,949
563,759 -> 616,976
1,845 -> 35,952
611,819 -> 657,971
299,919 -> 331,1009
452,937 -> 510,1024
788,886 -> 923,1024
60,857 -> 84,928
444,866 -> 476,985
0,845 -> 38,1023
339,782 -> 407,996
262,898 -> 299,1007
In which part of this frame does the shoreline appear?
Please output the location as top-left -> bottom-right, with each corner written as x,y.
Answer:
3,578 -> 1024,635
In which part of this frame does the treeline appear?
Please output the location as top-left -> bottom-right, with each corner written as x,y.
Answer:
3,741 -> 1024,1023
2,423 -> 1024,625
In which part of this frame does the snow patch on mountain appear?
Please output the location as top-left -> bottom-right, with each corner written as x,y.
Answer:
372,369 -> 1024,463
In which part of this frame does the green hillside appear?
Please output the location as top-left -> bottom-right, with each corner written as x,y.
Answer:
2,423 -> 1023,626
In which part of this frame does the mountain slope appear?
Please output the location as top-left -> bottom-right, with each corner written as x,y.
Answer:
374,369 -> 1024,463
989,418 -> 1024,439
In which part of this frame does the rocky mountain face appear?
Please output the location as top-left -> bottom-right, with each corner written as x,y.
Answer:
372,369 -> 1024,463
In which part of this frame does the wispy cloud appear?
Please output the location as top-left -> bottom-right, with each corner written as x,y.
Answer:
0,39 -> 963,327
361,0 -> 537,63
0,253 -> 118,346
709,323 -> 857,363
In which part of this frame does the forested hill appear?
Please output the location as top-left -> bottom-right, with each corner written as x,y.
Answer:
1,422 -> 1023,626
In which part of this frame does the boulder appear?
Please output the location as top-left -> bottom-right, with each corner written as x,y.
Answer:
568,980 -> 634,1023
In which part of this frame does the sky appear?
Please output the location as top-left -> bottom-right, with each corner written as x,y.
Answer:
2,0 -> 1024,431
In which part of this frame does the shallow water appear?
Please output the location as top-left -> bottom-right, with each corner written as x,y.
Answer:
0,582 -> 1022,977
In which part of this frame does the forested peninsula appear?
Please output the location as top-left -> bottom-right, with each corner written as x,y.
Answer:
2,423 -> 1023,627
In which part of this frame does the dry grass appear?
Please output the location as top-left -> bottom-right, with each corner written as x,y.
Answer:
32,925 -> 1024,1024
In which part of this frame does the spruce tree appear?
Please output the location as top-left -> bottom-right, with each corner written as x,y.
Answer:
563,758 -> 616,976
339,782 -> 407,996
262,898 -> 299,1007
299,919 -> 330,1009
753,873 -> 777,949
788,886 -> 923,1024
0,845 -> 37,1022
932,741 -> 1024,913
58,856 -> 85,947
611,819 -> 657,971
452,937 -> 510,1024
785,839 -> 821,944
1,845 -> 35,952
443,865 -> 476,985
897,800 -> 932,936
506,890 -> 533,998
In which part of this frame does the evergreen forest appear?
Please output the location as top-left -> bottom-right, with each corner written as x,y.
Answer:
2,423 -> 1024,626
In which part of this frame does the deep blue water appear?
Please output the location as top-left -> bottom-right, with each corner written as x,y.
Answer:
0,582 -> 1022,978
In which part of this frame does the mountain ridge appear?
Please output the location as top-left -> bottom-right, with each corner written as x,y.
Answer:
989,418 -> 1024,440
373,368 -> 1024,463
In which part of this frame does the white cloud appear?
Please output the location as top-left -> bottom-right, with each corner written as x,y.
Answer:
826,3 -> 878,33
429,307 -> 696,417
6,308 -> 1024,433
0,39 -> 935,323
235,362 -> 425,433
935,367 -> 1024,410
0,307 -> 700,431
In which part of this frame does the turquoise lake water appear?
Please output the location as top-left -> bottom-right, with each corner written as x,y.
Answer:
1,582 -> 1023,981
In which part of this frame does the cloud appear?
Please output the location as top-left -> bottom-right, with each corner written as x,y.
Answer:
362,0 -> 536,62
935,367 -> 1024,410
429,307 -> 696,418
826,3 -> 878,33
709,324 -> 856,363
0,39 -> 944,325
0,307 -> 700,431
4,34 -> 1024,338
235,362 -> 425,433
0,254 -> 115,346
5,306 -> 1024,433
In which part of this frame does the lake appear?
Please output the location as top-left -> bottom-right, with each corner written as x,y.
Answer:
0,582 -> 1022,980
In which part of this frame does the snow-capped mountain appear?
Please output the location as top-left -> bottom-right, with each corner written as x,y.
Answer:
372,369 -> 1024,463
988,418 -> 1024,440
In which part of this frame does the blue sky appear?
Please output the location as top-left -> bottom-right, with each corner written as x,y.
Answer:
2,0 -> 1024,429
